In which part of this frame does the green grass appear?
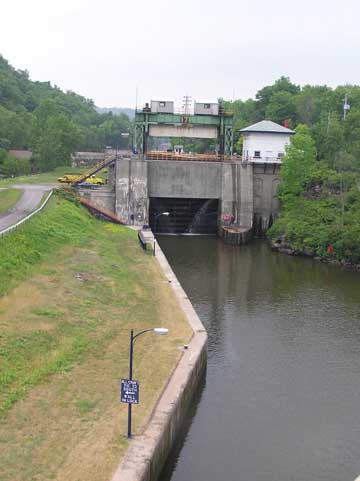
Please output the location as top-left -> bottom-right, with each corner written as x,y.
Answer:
0,166 -> 86,187
0,192 -> 96,297
0,166 -> 108,187
0,192 -> 191,481
0,188 -> 22,213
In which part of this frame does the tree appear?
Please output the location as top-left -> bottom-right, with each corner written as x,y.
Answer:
255,76 -> 300,118
312,113 -> 344,167
278,124 -> 317,204
32,99 -> 81,171
265,91 -> 297,125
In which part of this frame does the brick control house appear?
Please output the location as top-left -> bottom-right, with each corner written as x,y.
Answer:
240,120 -> 295,162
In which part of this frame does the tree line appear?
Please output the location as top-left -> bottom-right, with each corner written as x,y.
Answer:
223,77 -> 360,263
0,55 -> 131,176
268,124 -> 360,264
225,76 -> 360,168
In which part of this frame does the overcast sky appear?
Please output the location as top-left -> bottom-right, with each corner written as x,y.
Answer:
1,0 -> 359,108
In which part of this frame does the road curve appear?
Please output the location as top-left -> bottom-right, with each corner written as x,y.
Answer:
0,185 -> 53,233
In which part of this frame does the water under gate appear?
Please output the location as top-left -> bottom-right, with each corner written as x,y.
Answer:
149,198 -> 219,234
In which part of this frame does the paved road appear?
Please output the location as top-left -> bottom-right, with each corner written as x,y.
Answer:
0,185 -> 53,233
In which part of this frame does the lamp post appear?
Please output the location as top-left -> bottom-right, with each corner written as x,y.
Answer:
127,327 -> 169,438
153,212 -> 170,256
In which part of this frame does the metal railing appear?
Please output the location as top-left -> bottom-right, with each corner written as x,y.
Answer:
0,190 -> 53,238
242,156 -> 283,163
145,151 -> 235,162
144,152 -> 283,163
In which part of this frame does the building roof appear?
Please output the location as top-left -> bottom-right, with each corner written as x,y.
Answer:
9,150 -> 32,159
194,99 -> 218,105
150,99 -> 174,103
240,120 -> 295,134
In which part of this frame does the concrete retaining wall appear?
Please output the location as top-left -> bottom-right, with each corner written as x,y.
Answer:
111,239 -> 207,481
148,160 -> 222,199
77,188 -> 115,212
253,163 -> 281,232
115,159 -> 148,225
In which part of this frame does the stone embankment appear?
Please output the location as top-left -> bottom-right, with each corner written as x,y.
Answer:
111,238 -> 208,481
271,236 -> 360,271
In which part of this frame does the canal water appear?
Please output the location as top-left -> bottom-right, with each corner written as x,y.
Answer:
158,236 -> 360,481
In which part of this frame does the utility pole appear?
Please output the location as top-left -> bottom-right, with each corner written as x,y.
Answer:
343,94 -> 350,120
182,95 -> 192,115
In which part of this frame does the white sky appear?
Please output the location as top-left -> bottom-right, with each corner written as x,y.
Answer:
1,0 -> 359,108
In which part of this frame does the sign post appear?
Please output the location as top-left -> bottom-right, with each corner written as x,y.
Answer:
121,379 -> 139,405
121,327 -> 168,438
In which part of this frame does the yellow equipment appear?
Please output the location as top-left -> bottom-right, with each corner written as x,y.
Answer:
58,174 -> 104,185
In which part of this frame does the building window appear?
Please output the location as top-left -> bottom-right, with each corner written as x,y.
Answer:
159,102 -> 166,107
278,152 -> 284,159
204,104 -> 211,109
254,151 -> 261,158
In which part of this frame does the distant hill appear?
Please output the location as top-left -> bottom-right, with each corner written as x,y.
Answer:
0,54 -> 131,174
96,107 -> 135,119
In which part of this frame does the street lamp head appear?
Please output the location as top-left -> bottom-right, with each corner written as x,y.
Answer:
155,212 -> 170,218
153,327 -> 169,335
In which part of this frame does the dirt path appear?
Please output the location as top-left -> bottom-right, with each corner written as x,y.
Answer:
0,184 -> 52,232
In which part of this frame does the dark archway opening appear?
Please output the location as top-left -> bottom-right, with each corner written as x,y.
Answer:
149,198 -> 219,234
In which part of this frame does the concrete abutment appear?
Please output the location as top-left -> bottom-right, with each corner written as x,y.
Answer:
78,157 -> 281,241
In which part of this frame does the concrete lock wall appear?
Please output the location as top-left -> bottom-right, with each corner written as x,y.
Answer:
115,159 -> 148,224
253,164 -> 281,229
77,188 -> 115,211
148,160 -> 222,199
111,241 -> 208,481
219,162 -> 254,227
113,158 -> 281,229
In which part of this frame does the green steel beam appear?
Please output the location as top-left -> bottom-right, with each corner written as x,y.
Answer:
134,110 -> 233,154
135,111 -> 233,127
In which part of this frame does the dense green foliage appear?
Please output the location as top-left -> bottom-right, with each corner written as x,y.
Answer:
0,55 -> 130,175
268,126 -> 360,263
224,76 -> 360,263
226,76 -> 360,164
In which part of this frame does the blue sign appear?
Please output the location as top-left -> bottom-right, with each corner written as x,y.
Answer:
121,379 -> 139,404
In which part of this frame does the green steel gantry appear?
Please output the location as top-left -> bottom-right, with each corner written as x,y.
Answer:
134,108 -> 233,156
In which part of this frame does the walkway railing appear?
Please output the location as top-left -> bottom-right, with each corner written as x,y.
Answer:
243,156 -> 283,163
145,152 -> 235,162
145,152 -> 284,163
0,190 -> 53,238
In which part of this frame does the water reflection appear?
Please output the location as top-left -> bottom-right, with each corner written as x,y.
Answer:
159,237 -> 360,481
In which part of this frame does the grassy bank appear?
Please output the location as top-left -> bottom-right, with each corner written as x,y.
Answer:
0,166 -> 99,187
0,188 -> 22,213
0,193 -> 192,481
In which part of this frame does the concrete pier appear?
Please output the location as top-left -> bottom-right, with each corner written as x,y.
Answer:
221,226 -> 253,245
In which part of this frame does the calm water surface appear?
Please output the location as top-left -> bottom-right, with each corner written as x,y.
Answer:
158,237 -> 360,481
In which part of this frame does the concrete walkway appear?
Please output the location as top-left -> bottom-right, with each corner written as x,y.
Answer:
0,185 -> 52,233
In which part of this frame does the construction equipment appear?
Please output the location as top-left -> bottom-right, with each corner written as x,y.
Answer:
58,174 -> 104,184
70,154 -> 116,187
